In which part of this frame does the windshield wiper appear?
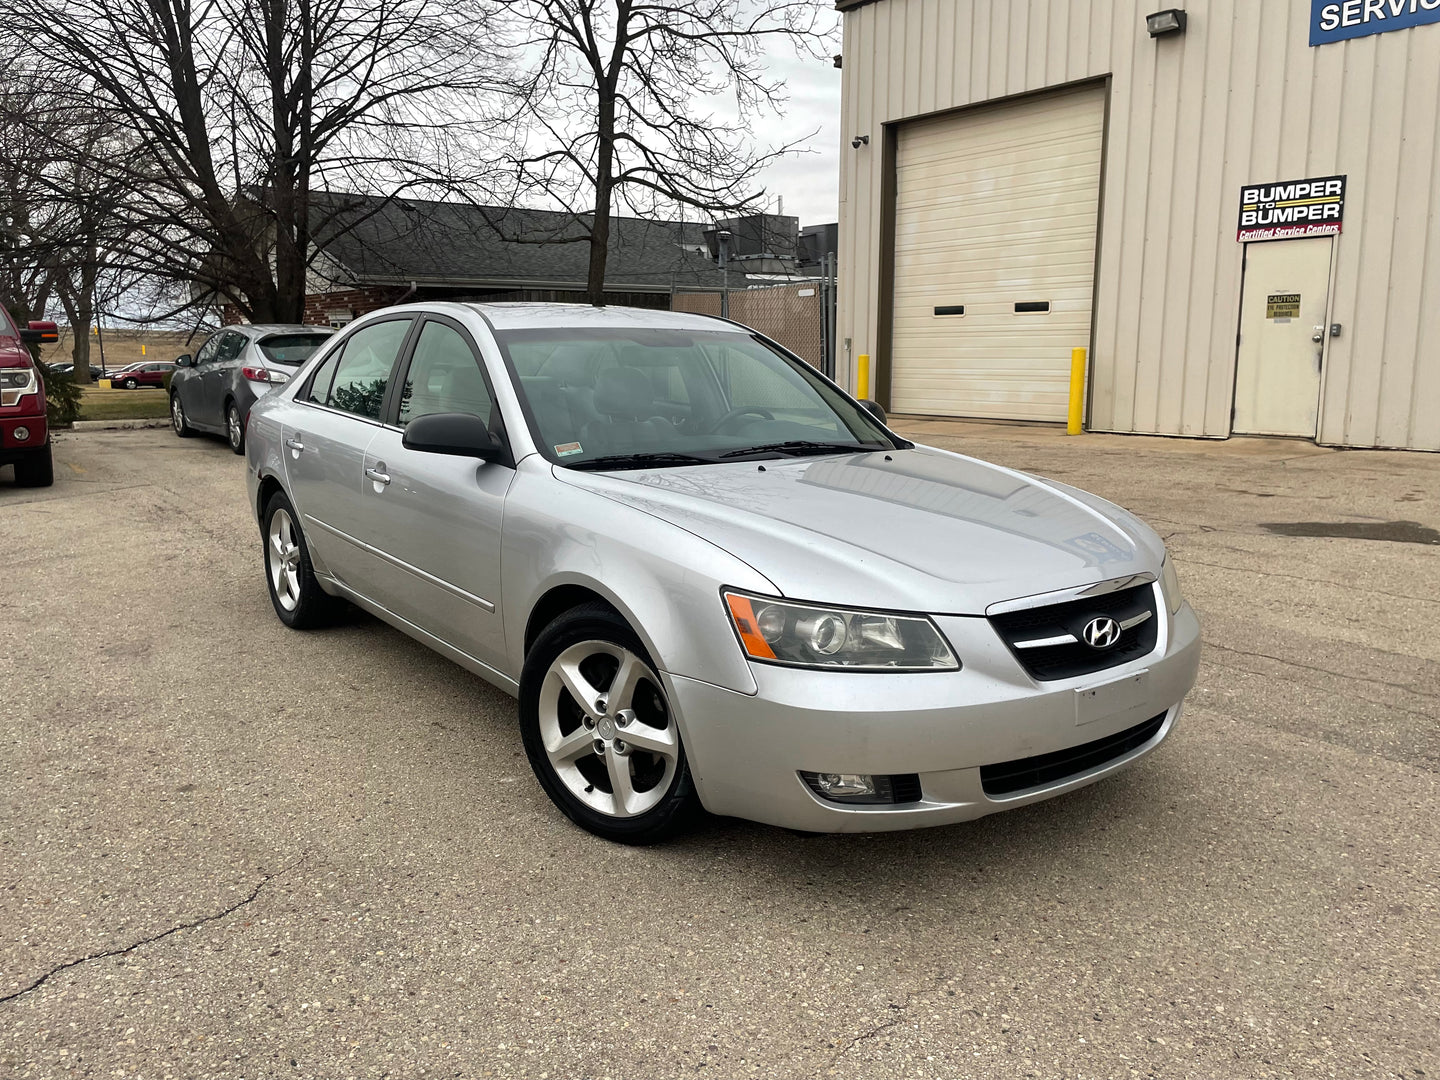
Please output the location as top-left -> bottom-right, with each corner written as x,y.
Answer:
566,451 -> 716,471
717,441 -> 880,460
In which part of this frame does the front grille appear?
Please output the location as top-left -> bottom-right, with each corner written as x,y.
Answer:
980,712 -> 1168,796
989,582 -> 1159,681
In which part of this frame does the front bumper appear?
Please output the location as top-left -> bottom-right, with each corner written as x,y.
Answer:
668,598 -> 1201,832
0,411 -> 48,466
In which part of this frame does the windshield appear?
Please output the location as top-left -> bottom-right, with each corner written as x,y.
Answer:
495,328 -> 895,468
258,333 -> 332,366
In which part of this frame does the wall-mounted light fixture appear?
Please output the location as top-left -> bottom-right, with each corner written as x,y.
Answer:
1146,9 -> 1187,36
851,135 -> 870,149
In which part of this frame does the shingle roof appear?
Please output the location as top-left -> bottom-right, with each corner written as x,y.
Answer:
311,192 -> 741,292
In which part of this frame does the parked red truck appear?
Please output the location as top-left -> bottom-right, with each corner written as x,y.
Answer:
0,310 -> 60,487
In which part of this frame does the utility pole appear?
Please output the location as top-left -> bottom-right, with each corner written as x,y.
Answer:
716,229 -> 732,319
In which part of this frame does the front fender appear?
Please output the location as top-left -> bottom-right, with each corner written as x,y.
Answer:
501,459 -> 774,695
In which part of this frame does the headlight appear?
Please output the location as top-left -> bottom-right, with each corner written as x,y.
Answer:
1160,556 -> 1184,615
723,591 -> 959,671
0,366 -> 38,392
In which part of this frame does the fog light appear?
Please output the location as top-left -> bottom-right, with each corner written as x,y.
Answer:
13,426 -> 29,441
800,771 -> 923,805
814,772 -> 876,798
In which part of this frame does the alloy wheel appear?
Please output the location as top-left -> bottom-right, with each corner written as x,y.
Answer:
227,405 -> 243,451
171,396 -> 184,433
537,641 -> 678,819
267,508 -> 302,612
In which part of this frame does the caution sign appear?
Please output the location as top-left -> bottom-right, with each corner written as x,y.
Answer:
1238,175 -> 1346,242
1267,294 -> 1301,320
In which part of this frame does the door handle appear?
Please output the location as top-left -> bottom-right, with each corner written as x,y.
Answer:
285,437 -> 305,452
365,465 -> 391,486
1312,326 -> 1325,343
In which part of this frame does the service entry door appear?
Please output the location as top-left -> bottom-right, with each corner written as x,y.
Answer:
1233,237 -> 1333,437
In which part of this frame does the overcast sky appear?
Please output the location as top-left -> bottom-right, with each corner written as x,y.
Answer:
751,51 -> 844,228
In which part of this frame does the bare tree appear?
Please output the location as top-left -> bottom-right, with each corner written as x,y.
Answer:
0,61 -> 135,379
0,0 -> 512,323
498,0 -> 832,305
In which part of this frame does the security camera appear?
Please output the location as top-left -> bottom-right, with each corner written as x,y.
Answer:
851,135 -> 870,149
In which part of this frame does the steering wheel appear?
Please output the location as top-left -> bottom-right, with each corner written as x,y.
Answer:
708,406 -> 775,434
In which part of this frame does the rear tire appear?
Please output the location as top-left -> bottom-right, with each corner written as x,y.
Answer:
13,442 -> 54,488
226,401 -> 245,454
520,603 -> 699,844
262,491 -> 339,629
171,394 -> 194,437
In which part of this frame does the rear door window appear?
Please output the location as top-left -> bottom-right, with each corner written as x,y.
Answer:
323,319 -> 412,420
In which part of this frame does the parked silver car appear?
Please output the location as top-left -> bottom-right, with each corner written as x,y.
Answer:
244,303 -> 1200,843
171,324 -> 336,453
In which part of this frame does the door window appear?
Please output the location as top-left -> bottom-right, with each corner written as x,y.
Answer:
397,321 -> 495,427
194,336 -> 222,365
324,319 -> 411,420
215,331 -> 247,363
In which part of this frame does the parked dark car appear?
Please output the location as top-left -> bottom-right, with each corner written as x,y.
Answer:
108,361 -> 174,389
47,363 -> 105,379
170,324 -> 336,453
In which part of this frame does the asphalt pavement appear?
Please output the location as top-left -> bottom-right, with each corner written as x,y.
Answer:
1,422 -> 1436,1079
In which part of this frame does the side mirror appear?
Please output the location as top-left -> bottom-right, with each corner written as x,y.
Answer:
174,354 -> 194,367
19,320 -> 59,345
858,398 -> 888,426
401,412 -> 504,461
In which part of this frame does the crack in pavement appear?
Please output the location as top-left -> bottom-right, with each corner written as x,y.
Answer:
0,855 -> 304,1005
828,992 -> 924,1070
1179,555 -> 1440,606
1202,642 -> 1438,701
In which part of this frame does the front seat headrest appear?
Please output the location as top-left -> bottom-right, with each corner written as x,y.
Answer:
592,367 -> 655,419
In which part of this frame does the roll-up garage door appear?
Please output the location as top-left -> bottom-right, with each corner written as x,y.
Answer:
890,86 -> 1105,421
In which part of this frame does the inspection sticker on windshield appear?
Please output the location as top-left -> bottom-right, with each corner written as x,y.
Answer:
554,442 -> 583,457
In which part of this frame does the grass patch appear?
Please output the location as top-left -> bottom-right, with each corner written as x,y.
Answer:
77,386 -> 170,421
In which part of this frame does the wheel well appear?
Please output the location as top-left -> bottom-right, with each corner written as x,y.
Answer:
524,585 -> 619,657
256,474 -> 285,524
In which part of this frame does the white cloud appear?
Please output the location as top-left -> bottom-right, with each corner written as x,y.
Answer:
754,52 -> 843,227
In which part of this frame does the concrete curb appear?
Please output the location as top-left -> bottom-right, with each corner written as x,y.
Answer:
70,418 -> 171,432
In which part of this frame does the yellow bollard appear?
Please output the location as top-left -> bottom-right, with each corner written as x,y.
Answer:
856,353 -> 870,400
141,344 -> 146,356
1067,347 -> 1087,435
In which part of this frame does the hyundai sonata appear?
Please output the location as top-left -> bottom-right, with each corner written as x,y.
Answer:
245,303 -> 1200,842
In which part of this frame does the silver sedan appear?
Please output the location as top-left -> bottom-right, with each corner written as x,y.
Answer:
245,302 -> 1200,843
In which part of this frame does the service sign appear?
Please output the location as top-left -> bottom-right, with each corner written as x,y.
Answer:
1237,175 -> 1346,242
1311,0 -> 1440,46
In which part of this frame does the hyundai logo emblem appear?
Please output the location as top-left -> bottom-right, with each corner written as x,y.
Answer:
1082,616 -> 1122,650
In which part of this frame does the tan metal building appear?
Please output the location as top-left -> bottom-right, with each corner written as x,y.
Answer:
836,0 -> 1440,450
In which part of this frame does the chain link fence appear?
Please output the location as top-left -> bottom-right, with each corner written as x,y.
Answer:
672,279 -> 833,374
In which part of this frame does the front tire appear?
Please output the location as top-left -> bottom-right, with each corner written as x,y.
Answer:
13,442 -> 54,487
520,603 -> 699,844
226,401 -> 245,454
171,394 -> 194,437
262,491 -> 338,629
123,377 -> 137,389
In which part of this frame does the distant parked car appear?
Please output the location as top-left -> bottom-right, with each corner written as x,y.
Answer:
170,324 -> 336,454
47,363 -> 105,379
108,361 -> 173,389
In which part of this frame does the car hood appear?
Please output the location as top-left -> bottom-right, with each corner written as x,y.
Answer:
554,445 -> 1165,614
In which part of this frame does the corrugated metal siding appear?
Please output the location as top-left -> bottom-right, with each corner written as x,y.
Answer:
838,0 -> 1440,450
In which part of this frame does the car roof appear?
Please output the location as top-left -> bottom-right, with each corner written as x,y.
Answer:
399,301 -> 746,334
